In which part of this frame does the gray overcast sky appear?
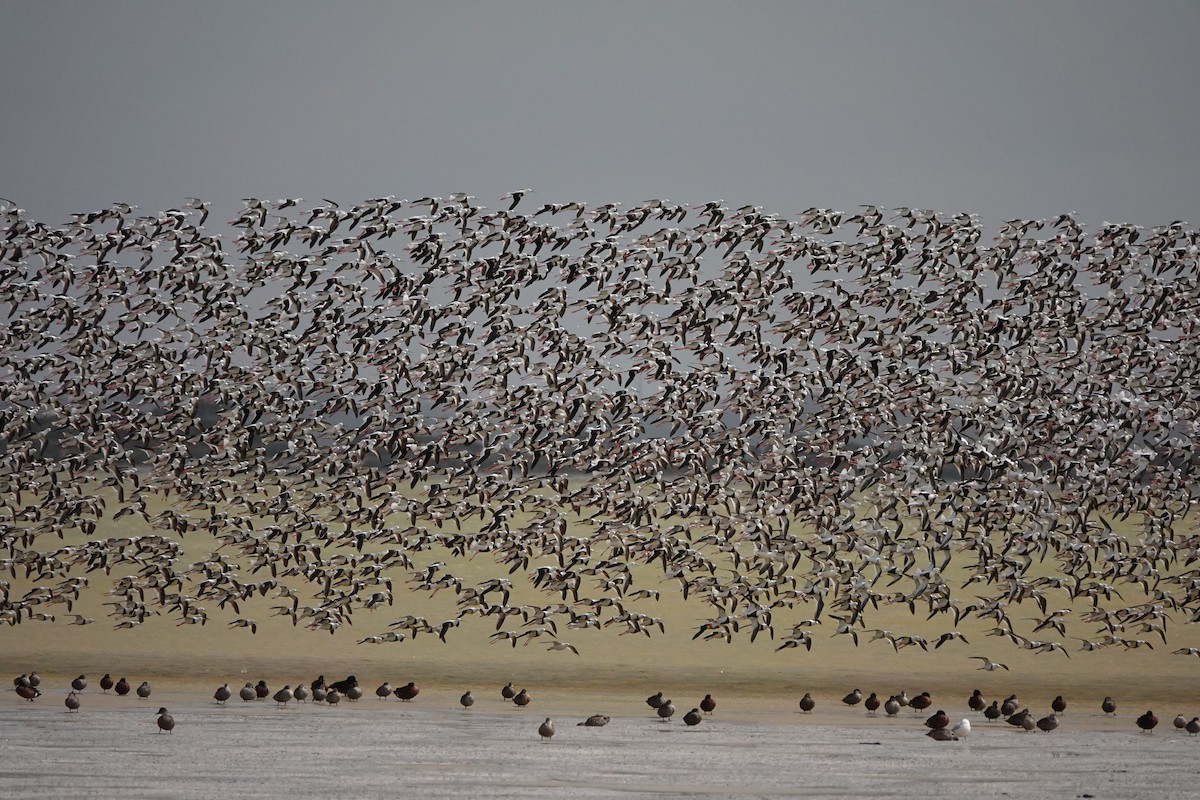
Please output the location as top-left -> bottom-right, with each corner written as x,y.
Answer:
3,1 -> 1198,229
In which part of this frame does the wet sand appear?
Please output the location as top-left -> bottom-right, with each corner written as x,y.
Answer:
4,682 -> 1199,800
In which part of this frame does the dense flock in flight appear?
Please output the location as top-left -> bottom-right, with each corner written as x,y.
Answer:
1,193 -> 1197,655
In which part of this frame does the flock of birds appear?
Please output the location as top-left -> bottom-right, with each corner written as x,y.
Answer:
14,669 -> 1199,742
1,193 -> 1199,660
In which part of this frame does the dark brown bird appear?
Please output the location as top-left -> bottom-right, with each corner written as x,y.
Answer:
255,680 -> 269,700
700,694 -> 716,715
394,682 -> 419,701
984,700 -> 1002,722
646,691 -> 664,709
909,692 -> 932,712
683,708 -> 703,727
1006,708 -> 1031,729
115,678 -> 131,696
156,707 -> 174,733
1036,715 -> 1059,732
1051,695 -> 1066,716
864,692 -> 881,715
1000,694 -> 1019,716
925,709 -> 950,730
329,675 -> 357,693
799,692 -> 816,713
502,682 -> 516,702
214,684 -> 232,704
1186,718 -> 1200,736
460,691 -> 474,707
99,674 -> 114,693
512,689 -> 531,707
968,690 -> 985,712
1137,710 -> 1158,733
1101,696 -> 1117,715
71,675 -> 87,692
15,683 -> 40,701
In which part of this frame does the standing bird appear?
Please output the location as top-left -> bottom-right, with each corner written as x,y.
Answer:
968,690 -> 985,712
512,689 -> 531,707
864,692 -> 881,715
799,692 -> 816,713
100,674 -> 114,693
273,685 -> 293,707
657,699 -> 676,722
1051,695 -> 1066,716
65,691 -> 80,712
255,680 -> 269,700
345,684 -> 364,701
646,691 -> 664,709
1000,695 -> 1019,716
293,685 -> 310,703
951,718 -> 971,738
1186,718 -> 1200,736
700,694 -> 716,715
239,683 -> 256,702
1173,714 -> 1188,730
325,689 -> 341,706
984,701 -> 1002,722
683,708 -> 703,727
501,682 -> 516,702
137,681 -> 152,699
1006,709 -> 1032,729
214,684 -> 232,704
909,692 -> 933,712
842,688 -> 863,707
156,707 -> 175,733
1101,696 -> 1117,715
71,675 -> 87,692
460,691 -> 474,708
884,696 -> 901,716
538,717 -> 555,741
115,678 -> 131,696
375,682 -> 392,700
394,682 -> 419,701
1037,715 -> 1059,732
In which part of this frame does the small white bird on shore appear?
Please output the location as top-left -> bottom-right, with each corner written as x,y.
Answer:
951,718 -> 971,738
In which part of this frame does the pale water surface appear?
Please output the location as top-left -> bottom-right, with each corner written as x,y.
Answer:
3,683 -> 1199,799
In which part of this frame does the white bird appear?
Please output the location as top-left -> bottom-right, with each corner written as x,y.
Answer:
951,718 -> 971,738
970,656 -> 1009,671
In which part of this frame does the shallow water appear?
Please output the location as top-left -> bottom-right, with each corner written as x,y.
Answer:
3,686 -> 1199,800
